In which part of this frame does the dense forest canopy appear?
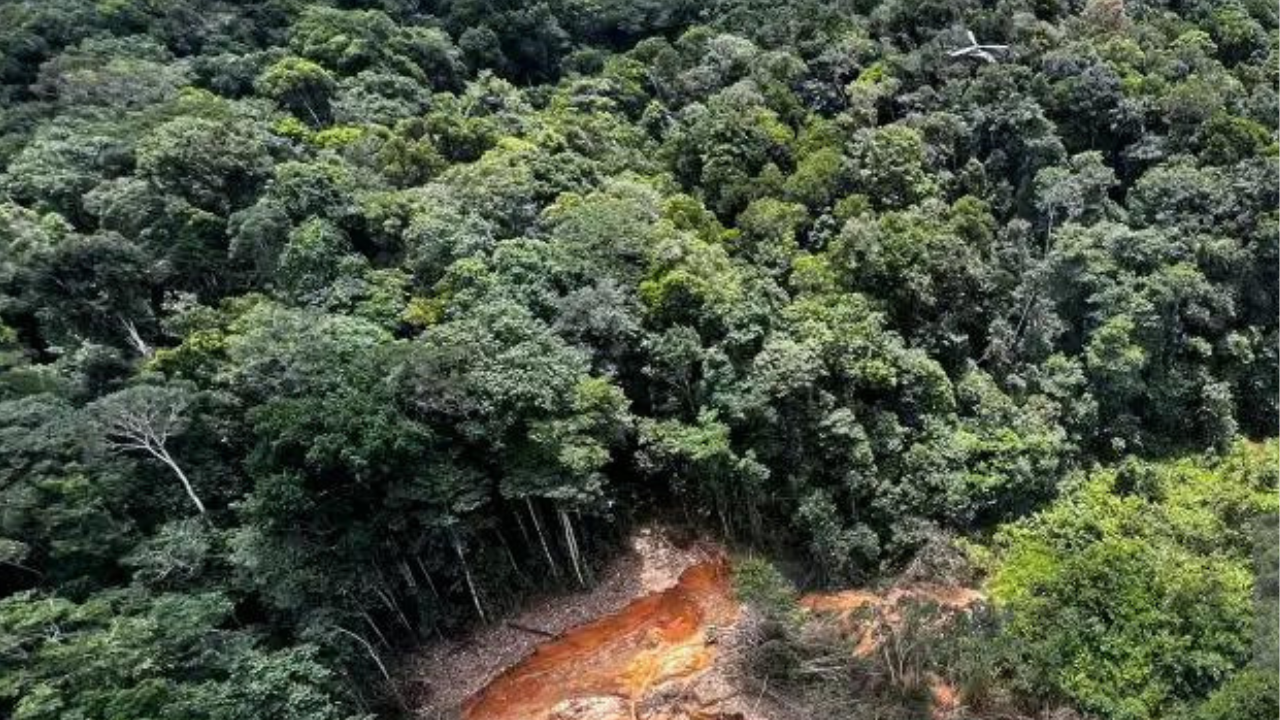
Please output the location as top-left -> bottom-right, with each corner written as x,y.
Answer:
0,0 -> 1276,718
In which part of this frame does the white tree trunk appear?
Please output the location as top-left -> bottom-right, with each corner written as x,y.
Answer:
526,497 -> 561,578
398,559 -> 418,591
121,318 -> 152,358
495,528 -> 525,580
332,625 -> 407,709
333,625 -> 394,684
375,585 -> 415,638
414,556 -> 440,600
154,447 -> 206,514
451,531 -> 487,623
559,508 -> 586,588
361,609 -> 392,650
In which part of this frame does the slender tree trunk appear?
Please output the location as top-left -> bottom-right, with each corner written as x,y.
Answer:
748,497 -> 763,543
513,505 -> 533,548
398,559 -> 418,591
526,497 -> 561,578
341,669 -> 372,714
361,609 -> 392,650
0,559 -> 42,578
302,97 -> 322,126
559,508 -> 586,588
1011,214 -> 1055,350
376,584 -> 416,640
153,446 -> 206,514
333,626 -> 394,685
714,489 -> 731,540
372,565 -> 415,636
414,556 -> 440,601
451,530 -> 487,623
120,317 -> 152,358
575,511 -> 594,584
332,625 -> 406,710
495,528 -> 527,582
410,556 -> 444,640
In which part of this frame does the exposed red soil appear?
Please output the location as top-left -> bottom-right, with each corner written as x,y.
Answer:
799,584 -> 984,657
407,527 -> 715,717
927,673 -> 961,720
462,558 -> 740,720
801,583 -> 983,719
416,532 -> 982,720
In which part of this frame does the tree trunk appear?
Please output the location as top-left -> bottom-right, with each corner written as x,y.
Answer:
120,318 -> 152,358
360,609 -> 392,650
331,625 -> 405,709
414,556 -> 440,601
154,446 -> 206,514
526,497 -> 561,578
495,528 -> 527,583
333,625 -> 394,685
451,530 -> 487,623
513,504 -> 534,548
559,508 -> 586,588
375,584 -> 416,640
578,511 -> 595,584
410,556 -> 444,640
303,97 -> 322,126
506,621 -> 556,638
398,559 -> 418,591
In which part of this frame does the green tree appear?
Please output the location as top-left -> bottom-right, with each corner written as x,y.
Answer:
256,56 -> 336,126
989,442 -> 1278,720
0,588 -> 366,720
847,125 -> 936,210
136,116 -> 271,214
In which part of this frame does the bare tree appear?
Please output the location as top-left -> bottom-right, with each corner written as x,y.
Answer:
947,29 -> 1009,63
120,317 -> 153,359
91,385 -> 206,514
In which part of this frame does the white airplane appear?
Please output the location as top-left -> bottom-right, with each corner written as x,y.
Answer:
948,30 -> 1008,63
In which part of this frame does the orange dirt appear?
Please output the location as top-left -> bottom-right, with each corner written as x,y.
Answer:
462,558 -> 739,720
927,673 -> 961,720
800,583 -> 983,655
801,583 -> 983,719
800,584 -> 982,617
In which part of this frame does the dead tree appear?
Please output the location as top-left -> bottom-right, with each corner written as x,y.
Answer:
93,386 -> 206,514
120,317 -> 153,358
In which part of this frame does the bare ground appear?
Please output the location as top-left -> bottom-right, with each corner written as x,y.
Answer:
404,528 -> 986,720
405,525 -> 720,718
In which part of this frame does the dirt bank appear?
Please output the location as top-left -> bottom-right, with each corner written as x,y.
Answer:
800,583 -> 985,719
408,530 -> 984,720
407,527 -> 720,717
463,558 -> 738,720
800,583 -> 984,657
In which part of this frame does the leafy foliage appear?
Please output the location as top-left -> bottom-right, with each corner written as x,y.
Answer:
987,441 -> 1278,720
0,0 -> 1274,718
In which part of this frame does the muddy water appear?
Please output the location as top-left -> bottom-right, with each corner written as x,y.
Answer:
462,559 -> 739,720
